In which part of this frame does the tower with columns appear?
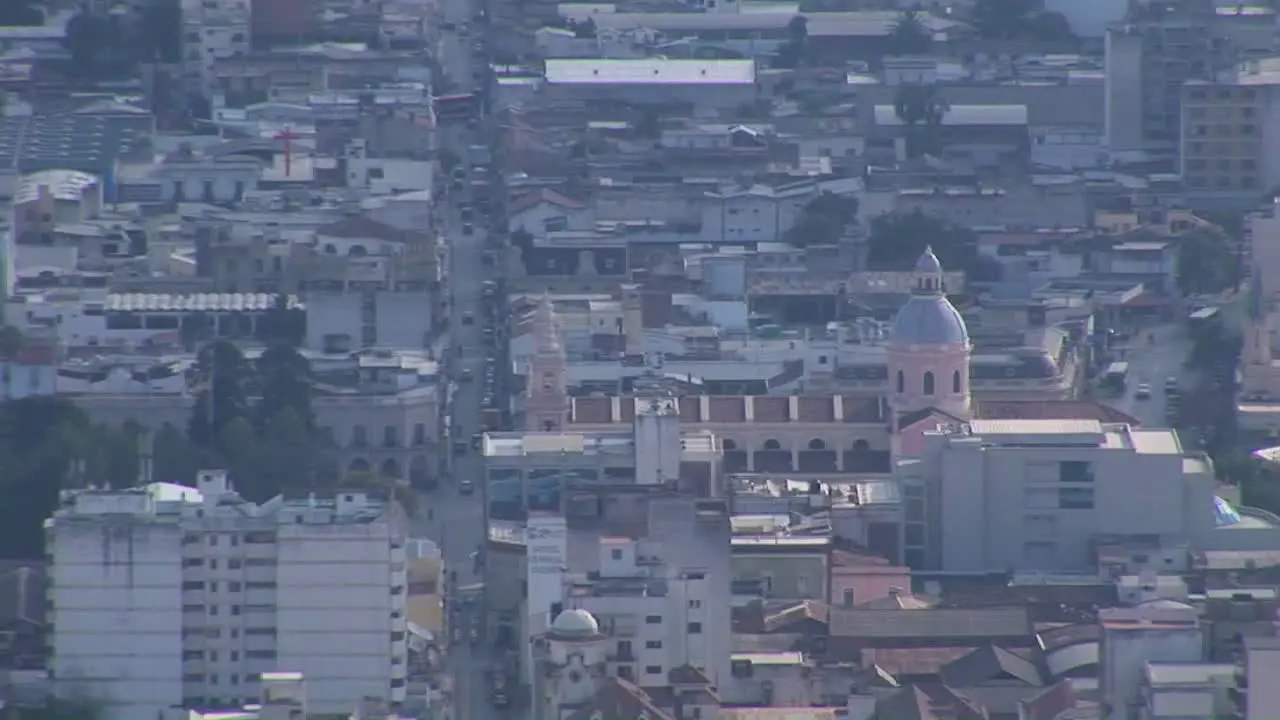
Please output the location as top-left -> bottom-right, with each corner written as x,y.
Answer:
887,247 -> 973,422
525,294 -> 570,432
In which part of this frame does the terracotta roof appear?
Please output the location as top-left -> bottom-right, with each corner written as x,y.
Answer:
873,683 -> 988,720
829,607 -> 1032,640
975,400 -> 1140,425
940,644 -> 1045,687
1019,680 -> 1077,720
508,187 -> 586,216
863,647 -> 975,678
565,678 -> 673,720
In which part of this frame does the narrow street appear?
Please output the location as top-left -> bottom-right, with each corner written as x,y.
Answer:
411,0 -> 504,717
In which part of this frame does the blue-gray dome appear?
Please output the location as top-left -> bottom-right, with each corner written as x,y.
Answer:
892,247 -> 969,346
893,295 -> 970,345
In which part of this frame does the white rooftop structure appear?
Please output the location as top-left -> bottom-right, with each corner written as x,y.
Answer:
544,58 -> 756,85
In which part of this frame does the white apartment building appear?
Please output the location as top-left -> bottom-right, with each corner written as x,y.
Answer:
47,471 -> 409,720
902,419 -> 1220,572
182,0 -> 252,100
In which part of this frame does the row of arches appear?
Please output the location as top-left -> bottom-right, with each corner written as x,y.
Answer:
723,438 -> 872,452
347,456 -> 431,480
895,369 -> 963,395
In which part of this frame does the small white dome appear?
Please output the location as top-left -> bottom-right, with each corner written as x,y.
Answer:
550,608 -> 600,638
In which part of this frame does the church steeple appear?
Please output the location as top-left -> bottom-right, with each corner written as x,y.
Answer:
525,294 -> 570,432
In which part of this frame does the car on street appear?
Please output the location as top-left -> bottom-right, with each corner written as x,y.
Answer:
462,311 -> 474,325
1134,383 -> 1152,399
462,222 -> 474,235
460,368 -> 473,382
459,479 -> 475,495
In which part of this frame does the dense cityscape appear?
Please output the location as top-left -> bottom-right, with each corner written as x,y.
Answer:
0,0 -> 1279,719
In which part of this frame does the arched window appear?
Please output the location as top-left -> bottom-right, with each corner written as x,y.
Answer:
723,439 -> 737,450
763,439 -> 782,450
808,439 -> 826,450
896,370 -> 905,393
952,370 -> 961,393
923,371 -> 935,395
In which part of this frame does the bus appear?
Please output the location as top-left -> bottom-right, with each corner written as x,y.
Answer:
1102,361 -> 1129,393
433,93 -> 477,124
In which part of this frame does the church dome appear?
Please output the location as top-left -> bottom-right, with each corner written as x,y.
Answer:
550,609 -> 600,639
892,247 -> 969,346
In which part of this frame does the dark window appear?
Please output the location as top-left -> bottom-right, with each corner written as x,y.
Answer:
952,370 -> 961,393
1059,487 -> 1094,510
923,371 -> 935,395
645,615 -> 661,624
688,622 -> 703,634
1059,461 -> 1094,483
645,666 -> 663,675
896,370 -> 904,393
646,640 -> 662,649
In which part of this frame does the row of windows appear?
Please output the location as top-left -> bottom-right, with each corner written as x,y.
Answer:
328,423 -> 431,448
722,438 -> 872,451
895,369 -> 963,395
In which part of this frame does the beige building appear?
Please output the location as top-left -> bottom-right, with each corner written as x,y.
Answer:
1180,79 -> 1269,192
64,350 -> 443,485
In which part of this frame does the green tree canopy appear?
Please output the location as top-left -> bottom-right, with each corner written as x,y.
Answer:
888,11 -> 932,55
0,397 -> 92,557
188,340 -> 252,453
255,342 -> 314,432
1177,226 -> 1241,296
784,192 -> 859,247
866,210 -> 979,274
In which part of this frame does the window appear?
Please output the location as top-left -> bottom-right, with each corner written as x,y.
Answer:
687,622 -> 703,634
1059,487 -> 1094,510
842,588 -> 854,607
352,425 -> 368,448
644,615 -> 662,624
182,581 -> 204,590
413,423 -> 426,446
1059,461 -> 1094,483
923,371 -> 935,395
611,549 -> 623,560
688,599 -> 701,609
618,666 -> 634,681
896,370 -> 904,393
383,425 -> 399,448
646,640 -> 662,649
952,370 -> 961,393
645,665 -> 664,675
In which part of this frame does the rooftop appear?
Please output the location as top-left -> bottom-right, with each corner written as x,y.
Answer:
544,58 -> 756,86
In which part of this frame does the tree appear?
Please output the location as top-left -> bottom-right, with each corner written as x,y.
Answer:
217,417 -> 263,493
893,84 -> 948,158
152,422 -> 201,484
256,409 -> 318,500
133,0 -> 181,62
255,342 -> 314,432
1177,226 -> 1240,296
0,325 -> 23,400
188,341 -> 252,454
0,0 -> 43,26
866,210 -> 978,273
63,12 -> 122,77
784,192 -> 859,247
258,295 -> 305,346
772,15 -> 809,68
888,11 -> 932,55
970,0 -> 1035,40
0,397 -> 93,558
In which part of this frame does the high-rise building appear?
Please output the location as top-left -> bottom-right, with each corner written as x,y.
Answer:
47,471 -> 409,720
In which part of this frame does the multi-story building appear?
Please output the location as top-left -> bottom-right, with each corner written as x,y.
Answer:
182,0 -> 252,101
902,418 -> 1221,572
1104,0 -> 1215,154
47,470 -> 409,720
63,349 -> 444,486
1180,65 -> 1280,194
